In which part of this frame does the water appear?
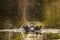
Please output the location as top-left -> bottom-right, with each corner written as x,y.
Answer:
0,29 -> 60,40
18,0 -> 29,24
0,0 -> 60,40
22,0 -> 28,22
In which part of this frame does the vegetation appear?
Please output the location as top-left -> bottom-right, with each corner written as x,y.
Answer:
0,0 -> 60,40
13,34 -> 22,40
47,33 -> 60,39
13,36 -> 21,40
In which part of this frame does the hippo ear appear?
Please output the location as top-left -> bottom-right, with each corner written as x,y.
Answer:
40,26 -> 42,28
36,26 -> 38,27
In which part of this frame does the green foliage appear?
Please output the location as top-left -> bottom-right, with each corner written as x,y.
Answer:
42,18 -> 53,26
16,21 -> 25,26
0,32 -> 5,40
47,33 -> 60,39
13,34 -> 22,40
13,36 -> 21,40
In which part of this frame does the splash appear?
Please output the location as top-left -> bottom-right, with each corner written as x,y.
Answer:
22,0 -> 29,24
